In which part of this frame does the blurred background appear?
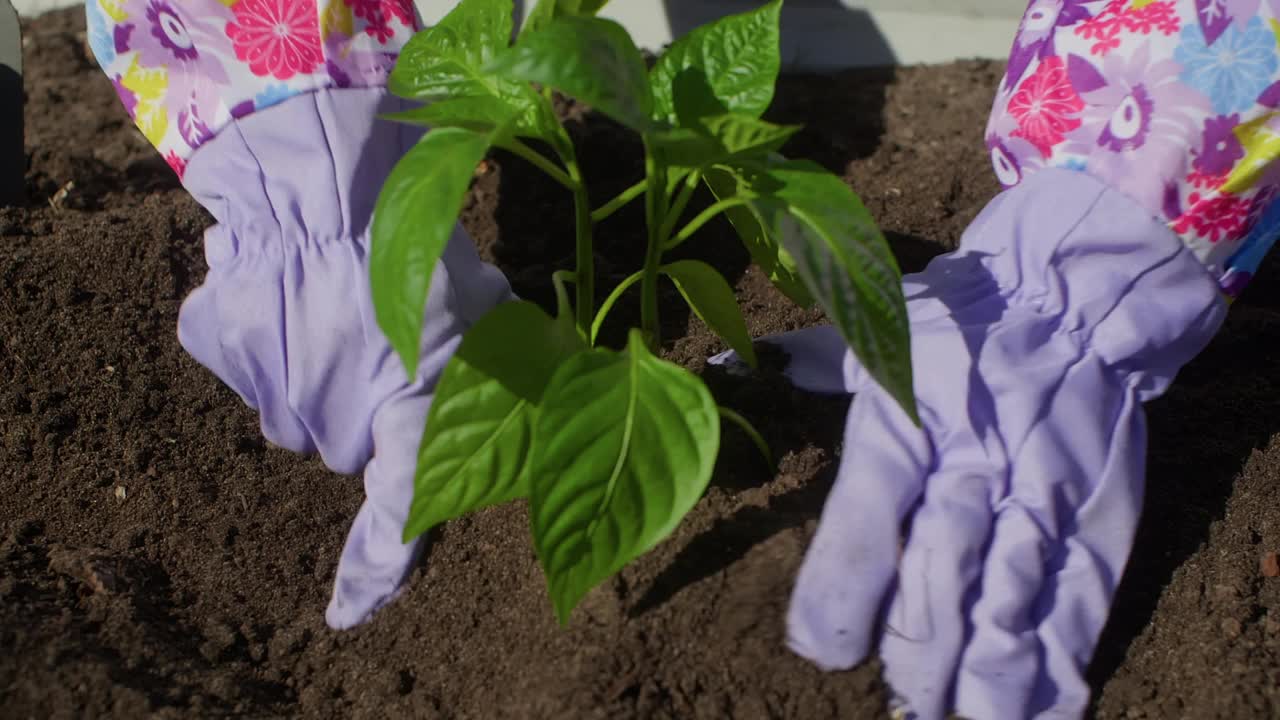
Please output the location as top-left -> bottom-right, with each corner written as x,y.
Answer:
10,0 -> 1028,69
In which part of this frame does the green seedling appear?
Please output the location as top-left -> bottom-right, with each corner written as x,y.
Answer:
370,0 -> 916,623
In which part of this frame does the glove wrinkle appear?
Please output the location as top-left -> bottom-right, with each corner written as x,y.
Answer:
179,88 -> 423,475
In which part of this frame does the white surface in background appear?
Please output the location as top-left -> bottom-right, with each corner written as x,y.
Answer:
12,0 -> 78,16
420,0 -> 1019,69
13,0 -> 1022,68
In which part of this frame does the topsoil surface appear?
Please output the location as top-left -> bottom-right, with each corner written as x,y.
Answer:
4,8 -> 1280,719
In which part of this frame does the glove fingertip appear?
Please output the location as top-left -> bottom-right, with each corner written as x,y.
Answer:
325,583 -> 404,631
707,348 -> 755,377
785,593 -> 871,672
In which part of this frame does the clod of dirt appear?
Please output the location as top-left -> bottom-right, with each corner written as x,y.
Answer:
1262,551 -> 1280,578
46,545 -> 126,595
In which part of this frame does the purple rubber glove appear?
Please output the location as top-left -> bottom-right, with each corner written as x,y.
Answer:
708,0 -> 1280,713
87,1 -> 515,629
714,168 -> 1227,718
180,91 -> 513,629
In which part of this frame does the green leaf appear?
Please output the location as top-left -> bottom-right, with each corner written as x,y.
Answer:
456,301 -> 587,404
646,131 -> 723,169
669,66 -> 729,124
702,165 -> 813,306
488,16 -> 653,132
371,127 -> 494,378
649,0 -> 782,124
383,96 -> 520,131
386,0 -> 562,142
530,331 -> 719,623
389,0 -> 513,101
660,260 -> 757,368
522,0 -> 612,36
651,69 -> 798,168
700,113 -> 799,156
387,86 -> 558,141
737,158 -> 916,423
649,112 -> 799,169
403,301 -> 583,542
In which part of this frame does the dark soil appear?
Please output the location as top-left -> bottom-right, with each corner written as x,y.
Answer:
3,8 -> 1279,719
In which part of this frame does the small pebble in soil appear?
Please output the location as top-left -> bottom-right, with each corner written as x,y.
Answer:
199,620 -> 239,662
113,485 -> 126,501
268,624 -> 311,658
1261,551 -> 1280,578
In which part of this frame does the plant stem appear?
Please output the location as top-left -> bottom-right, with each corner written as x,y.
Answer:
718,406 -> 775,474
665,196 -> 751,251
561,153 -> 594,334
658,171 -> 701,245
503,134 -> 593,333
590,270 -> 644,345
641,138 -> 669,349
500,138 -> 576,190
551,269 -> 576,321
591,179 -> 646,223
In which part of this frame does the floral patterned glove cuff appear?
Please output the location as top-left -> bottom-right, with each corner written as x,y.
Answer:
86,0 -> 419,178
988,0 -> 1280,298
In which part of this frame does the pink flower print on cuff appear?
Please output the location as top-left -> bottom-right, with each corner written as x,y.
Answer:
987,0 -> 1280,298
87,0 -> 420,179
227,0 -> 324,80
1007,56 -> 1086,157
1073,0 -> 1182,56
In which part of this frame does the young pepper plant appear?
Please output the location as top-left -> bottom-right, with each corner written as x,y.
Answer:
370,0 -> 916,624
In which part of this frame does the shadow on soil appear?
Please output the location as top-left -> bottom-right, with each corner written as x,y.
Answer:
1088,268 -> 1280,698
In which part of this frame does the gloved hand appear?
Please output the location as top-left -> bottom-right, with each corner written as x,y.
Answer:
712,1 -> 1280,716
716,168 -> 1225,718
87,0 -> 514,629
